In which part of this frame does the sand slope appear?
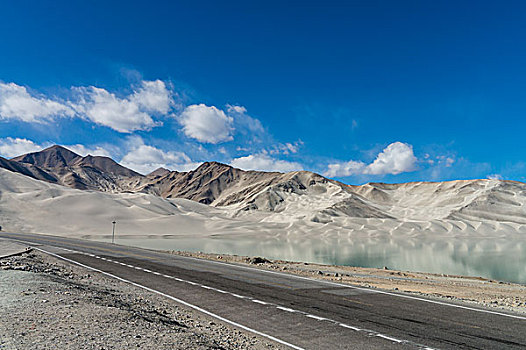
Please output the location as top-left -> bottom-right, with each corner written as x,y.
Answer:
1,165 -> 526,239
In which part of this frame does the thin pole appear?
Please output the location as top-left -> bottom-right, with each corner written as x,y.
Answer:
112,221 -> 116,244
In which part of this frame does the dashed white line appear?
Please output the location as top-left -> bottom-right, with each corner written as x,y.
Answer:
306,314 -> 327,321
34,247 -> 305,350
184,254 -> 526,321
52,246 -> 436,349
276,306 -> 296,313
376,334 -> 403,343
339,323 -> 361,331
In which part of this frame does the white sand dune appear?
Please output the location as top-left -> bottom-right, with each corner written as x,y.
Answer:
1,166 -> 526,240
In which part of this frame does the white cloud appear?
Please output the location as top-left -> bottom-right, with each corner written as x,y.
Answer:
487,174 -> 503,180
72,80 -> 172,133
324,160 -> 367,177
226,105 -> 247,114
178,104 -> 234,144
64,144 -> 112,157
270,140 -> 304,155
0,80 -> 176,133
120,138 -> 199,174
324,142 -> 418,177
131,80 -> 173,114
0,137 -> 48,158
0,82 -> 73,122
364,142 -> 417,175
230,153 -> 303,173
227,104 -> 264,134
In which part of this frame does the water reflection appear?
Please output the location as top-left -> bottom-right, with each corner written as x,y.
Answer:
106,235 -> 526,284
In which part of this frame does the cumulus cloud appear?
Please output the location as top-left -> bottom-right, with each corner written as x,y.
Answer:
131,80 -> 173,114
230,153 -> 303,172
120,138 -> 199,174
178,104 -> 234,144
324,142 -> 418,177
0,80 -> 175,133
0,137 -> 48,158
364,142 -> 417,175
72,80 -> 173,133
0,83 -> 73,122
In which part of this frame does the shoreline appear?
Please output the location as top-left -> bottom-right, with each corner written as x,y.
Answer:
170,250 -> 526,315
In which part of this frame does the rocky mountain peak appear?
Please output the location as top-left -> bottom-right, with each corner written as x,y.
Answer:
13,145 -> 81,168
147,167 -> 172,178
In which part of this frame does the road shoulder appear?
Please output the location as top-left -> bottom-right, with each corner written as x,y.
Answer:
0,250 -> 286,350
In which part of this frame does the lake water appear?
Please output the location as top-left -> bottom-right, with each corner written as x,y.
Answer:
108,235 -> 526,285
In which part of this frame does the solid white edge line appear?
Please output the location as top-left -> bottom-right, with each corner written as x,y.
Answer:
183,255 -> 526,321
21,241 -> 437,349
33,247 -> 305,350
11,235 -> 525,320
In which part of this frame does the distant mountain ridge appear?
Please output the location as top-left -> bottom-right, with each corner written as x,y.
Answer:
8,145 -> 142,192
1,145 -> 526,230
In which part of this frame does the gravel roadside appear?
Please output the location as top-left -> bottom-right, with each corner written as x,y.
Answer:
0,251 -> 286,350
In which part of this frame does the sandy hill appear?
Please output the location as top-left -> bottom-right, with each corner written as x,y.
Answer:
1,145 -> 526,238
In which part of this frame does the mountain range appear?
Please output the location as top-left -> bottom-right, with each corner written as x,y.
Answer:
1,145 -> 525,238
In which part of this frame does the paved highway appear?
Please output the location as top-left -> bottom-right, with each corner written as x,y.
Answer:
1,232 -> 525,349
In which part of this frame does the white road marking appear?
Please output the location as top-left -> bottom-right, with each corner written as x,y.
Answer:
13,236 -> 525,321
62,247 -> 434,349
185,255 -> 526,321
377,334 -> 403,343
34,247 -> 305,350
7,241 -> 439,349
339,323 -> 361,331
276,306 -> 296,313
306,314 -> 327,321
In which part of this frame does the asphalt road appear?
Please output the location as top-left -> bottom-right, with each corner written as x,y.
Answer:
1,232 -> 525,350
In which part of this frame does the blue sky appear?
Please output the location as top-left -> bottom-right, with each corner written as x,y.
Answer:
0,1 -> 524,183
